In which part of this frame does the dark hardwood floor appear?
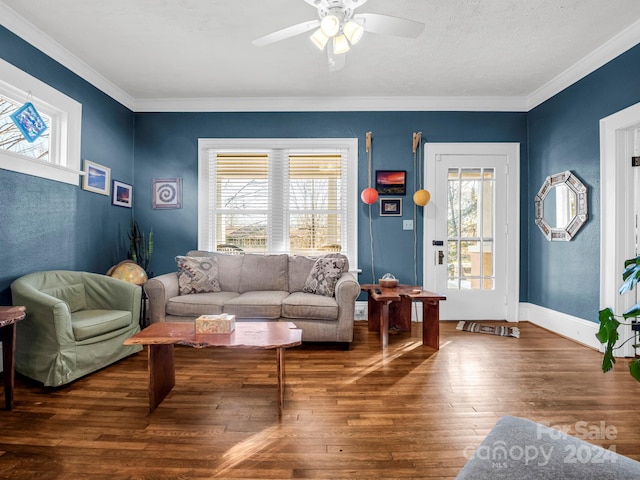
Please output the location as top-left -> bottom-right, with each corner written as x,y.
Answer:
1,320 -> 639,479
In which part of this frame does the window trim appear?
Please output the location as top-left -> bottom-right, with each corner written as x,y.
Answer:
0,58 -> 82,185
198,138 -> 359,270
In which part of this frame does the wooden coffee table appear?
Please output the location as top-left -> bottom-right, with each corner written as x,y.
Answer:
360,284 -> 446,349
124,321 -> 302,416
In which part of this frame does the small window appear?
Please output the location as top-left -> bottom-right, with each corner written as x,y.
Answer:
0,58 -> 82,185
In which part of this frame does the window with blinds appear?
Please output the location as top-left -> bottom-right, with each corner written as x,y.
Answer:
198,139 -> 358,269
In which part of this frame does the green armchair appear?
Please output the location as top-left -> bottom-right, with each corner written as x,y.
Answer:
10,270 -> 142,387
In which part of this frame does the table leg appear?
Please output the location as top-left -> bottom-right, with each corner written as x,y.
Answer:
2,323 -> 16,410
380,301 -> 390,348
422,300 -> 440,350
276,347 -> 285,417
367,295 -> 380,332
391,296 -> 412,331
148,344 -> 175,413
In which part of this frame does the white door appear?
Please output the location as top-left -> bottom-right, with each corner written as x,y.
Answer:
424,143 -> 520,321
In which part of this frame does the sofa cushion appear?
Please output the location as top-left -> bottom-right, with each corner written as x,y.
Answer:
281,292 -> 339,321
238,254 -> 288,293
42,283 -> 87,313
166,291 -> 240,317
187,250 -> 243,292
288,255 -> 318,292
71,309 -> 131,341
176,256 -> 221,295
223,291 -> 290,319
303,257 -> 347,297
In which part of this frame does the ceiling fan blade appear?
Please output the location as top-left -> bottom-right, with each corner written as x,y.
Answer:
327,42 -> 346,72
252,20 -> 320,47
355,13 -> 425,38
302,0 -> 370,9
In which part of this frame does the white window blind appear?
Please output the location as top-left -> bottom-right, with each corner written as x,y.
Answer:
198,138 -> 358,270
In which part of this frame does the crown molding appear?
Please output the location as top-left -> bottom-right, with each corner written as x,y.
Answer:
0,2 -> 136,110
133,95 -> 528,113
2,0 -> 639,114
527,18 -> 640,110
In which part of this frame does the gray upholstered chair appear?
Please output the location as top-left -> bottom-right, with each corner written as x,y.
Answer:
10,270 -> 142,387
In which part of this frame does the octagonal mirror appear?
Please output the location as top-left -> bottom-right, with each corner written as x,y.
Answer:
535,170 -> 588,241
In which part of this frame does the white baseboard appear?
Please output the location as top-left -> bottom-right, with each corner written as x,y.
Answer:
519,302 -> 602,351
356,300 -> 602,352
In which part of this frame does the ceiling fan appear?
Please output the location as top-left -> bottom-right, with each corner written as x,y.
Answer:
252,0 -> 425,71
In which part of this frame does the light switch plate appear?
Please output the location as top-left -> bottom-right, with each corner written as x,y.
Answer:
403,220 -> 413,230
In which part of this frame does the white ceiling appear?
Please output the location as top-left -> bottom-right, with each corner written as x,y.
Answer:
2,0 -> 640,112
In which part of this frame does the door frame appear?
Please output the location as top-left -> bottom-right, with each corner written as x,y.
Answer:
600,103 -> 640,357
423,143 -> 520,321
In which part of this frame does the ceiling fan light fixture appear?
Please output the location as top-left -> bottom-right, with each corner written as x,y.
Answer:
343,20 -> 364,45
333,34 -> 351,54
320,15 -> 341,37
310,28 -> 329,50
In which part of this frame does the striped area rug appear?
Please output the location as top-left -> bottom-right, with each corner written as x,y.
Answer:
456,321 -> 520,338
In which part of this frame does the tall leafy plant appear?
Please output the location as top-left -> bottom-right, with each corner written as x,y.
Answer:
597,254 -> 640,381
128,220 -> 154,276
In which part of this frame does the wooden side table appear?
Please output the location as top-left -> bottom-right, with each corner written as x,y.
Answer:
0,305 -> 26,410
360,284 -> 446,349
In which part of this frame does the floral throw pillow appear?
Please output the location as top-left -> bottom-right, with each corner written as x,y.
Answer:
303,257 -> 347,297
175,256 -> 221,295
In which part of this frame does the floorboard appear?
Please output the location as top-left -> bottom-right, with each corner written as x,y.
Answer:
1,320 -> 639,479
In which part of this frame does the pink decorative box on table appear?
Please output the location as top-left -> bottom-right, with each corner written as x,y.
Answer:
195,314 -> 236,334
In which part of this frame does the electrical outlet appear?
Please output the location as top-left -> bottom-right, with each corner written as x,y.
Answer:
403,220 -> 413,230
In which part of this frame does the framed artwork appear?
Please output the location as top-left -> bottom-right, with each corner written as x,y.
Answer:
112,180 -> 132,208
153,177 -> 182,209
375,170 -> 406,195
82,160 -> 111,196
10,102 -> 48,143
380,198 -> 402,216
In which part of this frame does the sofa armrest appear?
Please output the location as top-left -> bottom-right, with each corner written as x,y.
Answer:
144,272 -> 179,323
333,272 -> 360,342
11,282 -> 76,345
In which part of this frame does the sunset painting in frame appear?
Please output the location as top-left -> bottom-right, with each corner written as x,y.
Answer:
375,170 -> 406,195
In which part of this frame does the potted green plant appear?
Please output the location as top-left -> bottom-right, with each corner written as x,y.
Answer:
597,254 -> 640,381
128,220 -> 154,277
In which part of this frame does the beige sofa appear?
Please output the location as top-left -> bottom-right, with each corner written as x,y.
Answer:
144,251 -> 360,346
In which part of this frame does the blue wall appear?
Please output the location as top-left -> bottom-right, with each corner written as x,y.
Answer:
4,19 -> 640,324
133,111 -> 528,290
0,26 -> 135,304
527,44 -> 640,321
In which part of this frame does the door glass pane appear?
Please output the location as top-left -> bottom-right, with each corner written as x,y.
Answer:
460,240 -> 475,290
447,172 -> 460,238
447,240 -> 459,290
446,167 -> 495,290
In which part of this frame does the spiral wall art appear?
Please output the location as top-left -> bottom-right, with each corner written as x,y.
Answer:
152,178 -> 182,209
